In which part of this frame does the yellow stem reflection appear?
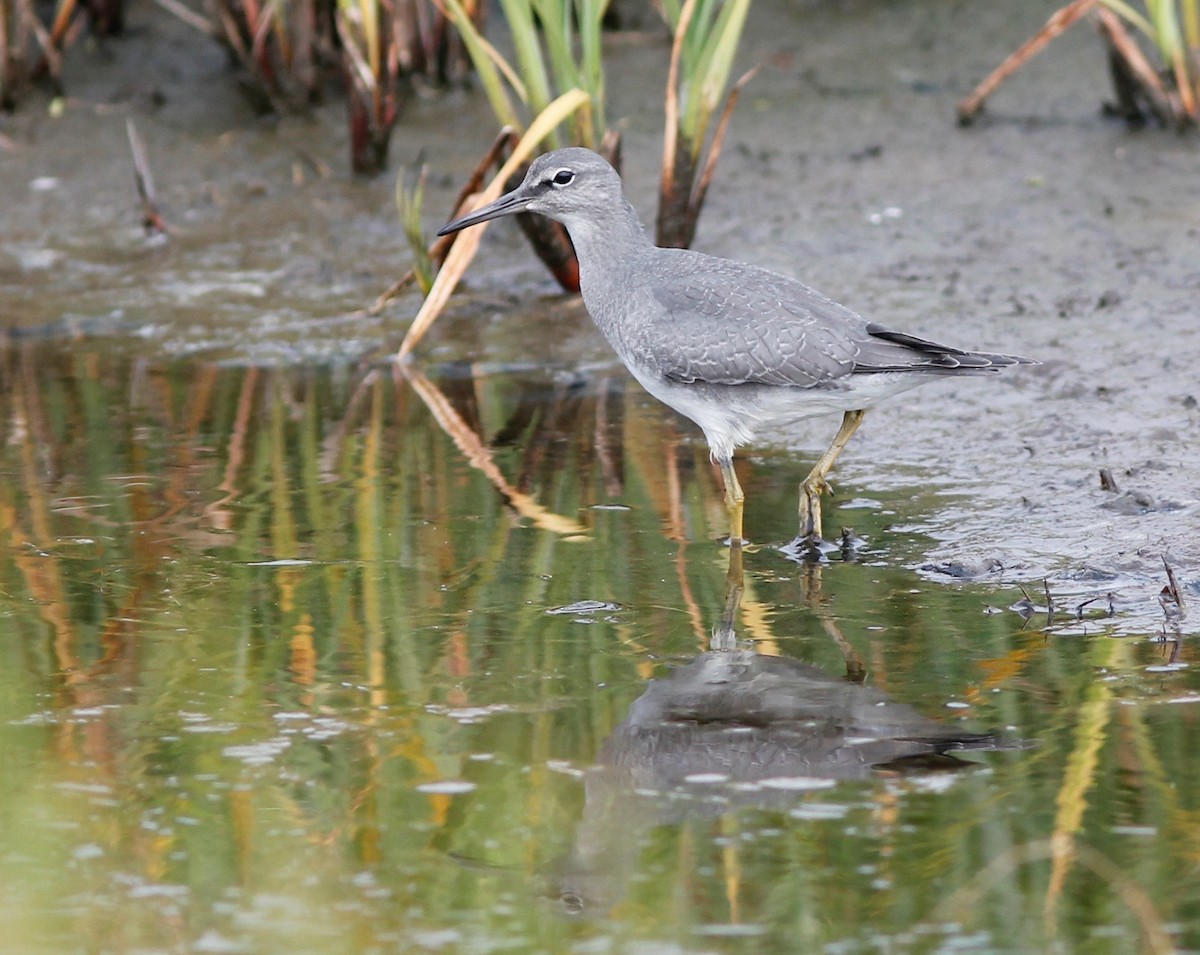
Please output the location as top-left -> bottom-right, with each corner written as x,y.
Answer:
396,362 -> 589,538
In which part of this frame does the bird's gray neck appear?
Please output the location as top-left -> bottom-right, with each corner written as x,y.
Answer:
559,196 -> 653,294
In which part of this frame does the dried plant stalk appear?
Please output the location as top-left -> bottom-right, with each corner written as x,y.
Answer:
956,0 -> 1098,124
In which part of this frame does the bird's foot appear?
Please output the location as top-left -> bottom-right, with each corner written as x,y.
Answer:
779,526 -> 862,564
798,480 -> 832,542
779,532 -> 838,564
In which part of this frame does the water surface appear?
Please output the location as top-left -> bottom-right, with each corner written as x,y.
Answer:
0,340 -> 1195,955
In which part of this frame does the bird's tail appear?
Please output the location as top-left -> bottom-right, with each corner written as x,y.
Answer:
859,324 -> 1038,374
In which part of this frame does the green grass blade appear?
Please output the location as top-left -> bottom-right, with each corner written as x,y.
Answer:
700,0 -> 751,109
396,165 -> 435,295
1129,0 -> 1177,63
678,0 -> 751,154
686,0 -> 723,66
658,0 -> 683,25
1184,0 -> 1200,49
499,0 -> 553,118
532,0 -> 579,101
576,0 -> 607,144
1097,0 -> 1156,40
440,0 -> 524,129
1149,0 -> 1183,63
358,0 -> 379,78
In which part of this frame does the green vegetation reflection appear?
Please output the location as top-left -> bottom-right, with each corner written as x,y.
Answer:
0,343 -> 1197,955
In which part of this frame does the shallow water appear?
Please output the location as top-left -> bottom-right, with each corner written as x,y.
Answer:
1,340 -> 1197,955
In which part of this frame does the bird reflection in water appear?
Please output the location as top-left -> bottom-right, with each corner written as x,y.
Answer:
394,360 -> 1025,916
552,542 -> 1024,917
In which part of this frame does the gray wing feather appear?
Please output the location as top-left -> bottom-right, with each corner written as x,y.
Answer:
630,253 -> 1032,387
640,259 -> 866,387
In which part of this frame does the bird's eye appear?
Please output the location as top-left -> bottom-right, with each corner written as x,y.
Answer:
550,169 -> 575,187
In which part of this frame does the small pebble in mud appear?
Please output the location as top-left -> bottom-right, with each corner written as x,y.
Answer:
866,206 -> 903,225
921,558 -> 1004,579
1101,490 -> 1161,515
849,144 -> 883,161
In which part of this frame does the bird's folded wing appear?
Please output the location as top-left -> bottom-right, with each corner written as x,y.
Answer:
641,265 -> 866,388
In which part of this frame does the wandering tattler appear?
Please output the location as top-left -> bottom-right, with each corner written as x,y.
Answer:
437,147 -> 1035,545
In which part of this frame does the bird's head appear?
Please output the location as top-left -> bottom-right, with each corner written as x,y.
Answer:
437,147 -> 621,236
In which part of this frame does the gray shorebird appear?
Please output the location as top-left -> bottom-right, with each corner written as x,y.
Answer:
438,147 -> 1035,546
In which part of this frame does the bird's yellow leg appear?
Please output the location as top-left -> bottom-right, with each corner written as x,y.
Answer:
718,456 -> 745,545
799,409 -> 867,541
725,535 -> 744,593
712,537 -> 745,651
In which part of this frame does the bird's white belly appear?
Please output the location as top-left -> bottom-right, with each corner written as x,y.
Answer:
625,362 -> 927,462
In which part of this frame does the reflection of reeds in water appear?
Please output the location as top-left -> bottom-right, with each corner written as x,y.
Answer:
0,344 -> 741,694
0,344 -> 1190,954
398,363 -> 588,537
0,343 -> 1056,684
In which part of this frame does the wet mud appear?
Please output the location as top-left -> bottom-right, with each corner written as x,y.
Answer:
2,0 -> 1196,633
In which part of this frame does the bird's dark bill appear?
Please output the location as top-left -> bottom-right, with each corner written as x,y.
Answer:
437,190 -> 532,235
